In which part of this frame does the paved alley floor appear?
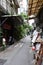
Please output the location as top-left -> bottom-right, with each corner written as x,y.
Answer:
0,35 -> 34,65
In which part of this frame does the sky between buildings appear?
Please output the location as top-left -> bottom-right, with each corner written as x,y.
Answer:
18,0 -> 28,14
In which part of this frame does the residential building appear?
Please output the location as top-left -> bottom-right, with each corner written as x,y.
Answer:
0,0 -> 20,46
0,0 -> 20,16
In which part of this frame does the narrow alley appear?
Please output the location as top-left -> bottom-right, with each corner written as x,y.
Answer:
0,0 -> 43,65
0,35 -> 34,65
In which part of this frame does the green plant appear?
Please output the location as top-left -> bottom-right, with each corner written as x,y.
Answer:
20,13 -> 29,20
13,22 -> 33,40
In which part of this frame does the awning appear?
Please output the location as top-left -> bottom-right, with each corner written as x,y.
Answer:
0,15 -> 24,26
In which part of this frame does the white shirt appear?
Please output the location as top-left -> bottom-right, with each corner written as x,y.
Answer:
32,30 -> 38,43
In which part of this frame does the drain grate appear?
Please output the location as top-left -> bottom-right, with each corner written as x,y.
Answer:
0,59 -> 7,65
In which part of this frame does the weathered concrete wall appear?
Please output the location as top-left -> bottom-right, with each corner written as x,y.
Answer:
36,7 -> 43,29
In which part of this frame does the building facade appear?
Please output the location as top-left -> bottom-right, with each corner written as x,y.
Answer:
0,0 -> 20,16
0,0 -> 20,46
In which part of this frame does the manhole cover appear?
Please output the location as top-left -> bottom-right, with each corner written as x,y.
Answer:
0,59 -> 7,65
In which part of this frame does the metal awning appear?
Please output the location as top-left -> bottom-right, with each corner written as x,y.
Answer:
0,15 -> 24,26
28,0 -> 43,16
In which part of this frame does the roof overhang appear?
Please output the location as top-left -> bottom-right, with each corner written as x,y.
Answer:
0,15 -> 24,26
